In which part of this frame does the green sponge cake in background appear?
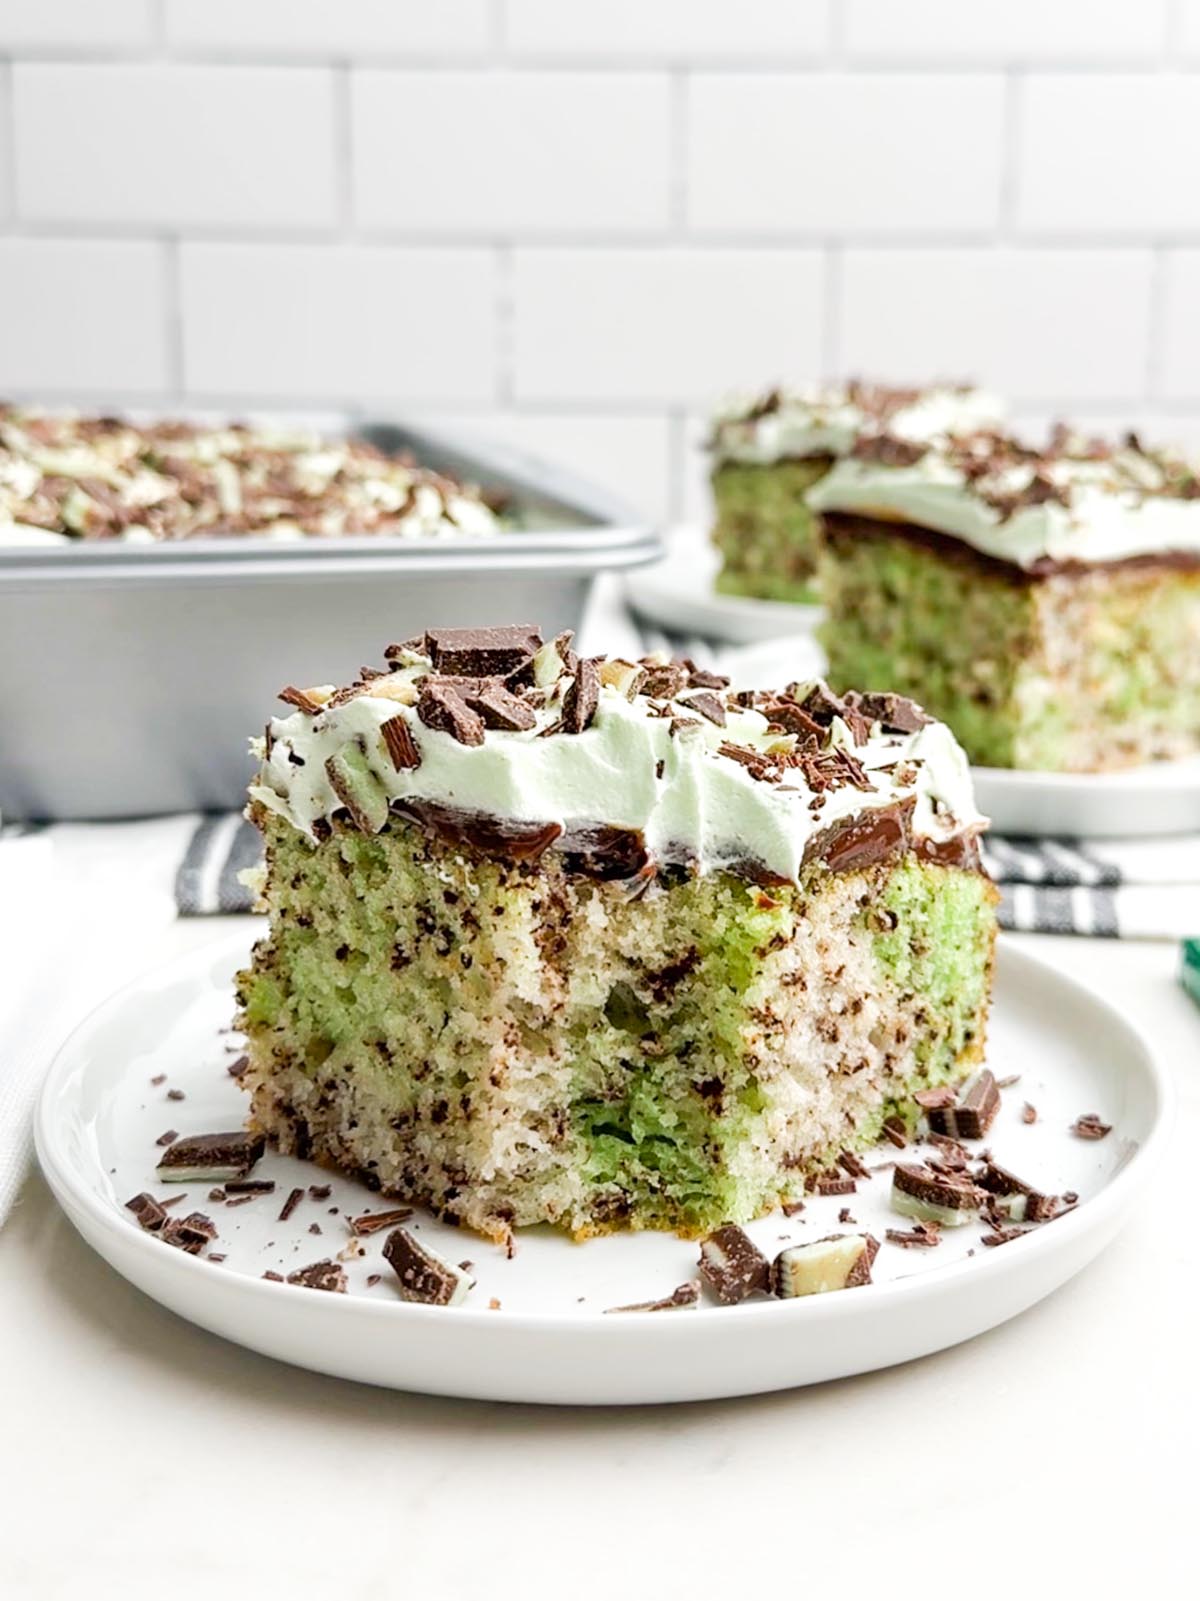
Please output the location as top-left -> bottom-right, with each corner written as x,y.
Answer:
809,427 -> 1200,773
237,625 -> 997,1243
707,381 -> 1001,605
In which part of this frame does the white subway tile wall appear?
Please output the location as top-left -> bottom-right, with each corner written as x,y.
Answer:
2,3 -> 1200,520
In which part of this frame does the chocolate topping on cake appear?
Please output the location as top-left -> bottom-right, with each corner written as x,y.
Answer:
416,681 -> 486,746
382,714 -> 421,770
561,658 -> 601,734
424,625 -> 542,678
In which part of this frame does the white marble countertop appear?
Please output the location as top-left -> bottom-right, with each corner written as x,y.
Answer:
1,821 -> 1197,1597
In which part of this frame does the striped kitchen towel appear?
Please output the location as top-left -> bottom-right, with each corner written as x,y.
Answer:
171,811 -> 1200,939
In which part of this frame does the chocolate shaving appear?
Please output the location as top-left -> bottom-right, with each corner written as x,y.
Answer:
844,690 -> 932,734
277,685 -> 324,715
1071,1113 -> 1112,1141
381,714 -> 421,770
224,1179 -> 275,1195
606,1281 -> 700,1314
681,691 -> 726,727
278,1186 -> 305,1222
350,1206 -> 415,1237
562,657 -> 601,734
1022,1102 -> 1038,1125
125,1192 -> 168,1234
161,1211 -> 217,1255
885,1223 -> 942,1249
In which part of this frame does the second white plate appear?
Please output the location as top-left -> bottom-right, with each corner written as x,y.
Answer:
37,930 -> 1167,1405
974,755 -> 1200,839
625,526 -> 823,646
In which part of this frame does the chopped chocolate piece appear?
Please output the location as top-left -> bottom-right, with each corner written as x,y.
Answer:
640,660 -> 688,700
155,1131 -> 265,1183
277,685 -> 324,715
350,1206 -> 415,1237
416,681 -> 485,746
278,1186 -> 305,1222
156,1129 -> 178,1148
308,1222 -> 322,1235
773,1234 -> 879,1298
227,1054 -> 250,1079
1071,1113 -> 1112,1141
681,690 -> 726,727
996,1073 -> 1022,1089
263,1270 -> 284,1282
981,1227 -> 1031,1248
308,1184 -> 332,1200
698,1224 -> 771,1305
797,681 -> 851,727
599,658 -> 646,699
913,1085 -> 957,1110
166,1088 -> 185,1102
763,700 -> 825,743
150,1073 -> 166,1087
849,433 -> 930,468
463,681 -> 537,732
925,1071 -> 1000,1140
810,1170 -> 856,1197
286,1259 -> 348,1293
381,713 -> 421,770
781,1199 -> 806,1217
687,667 -> 730,691
1021,1102 -> 1038,1125
208,1254 -> 226,1264
125,1192 -> 168,1234
606,1281 -> 700,1314
891,1163 -> 984,1227
324,742 -> 389,834
157,1192 -> 188,1210
562,657 -> 601,734
881,1116 -> 908,1149
837,1149 -> 871,1180
366,1274 -> 382,1288
838,1207 -> 855,1224
208,1187 -> 226,1202
383,1227 -> 475,1306
976,1161 -> 1061,1223
425,625 -> 542,677
224,1178 -> 275,1195
161,1211 -> 218,1255
885,1223 -> 942,1249
844,691 -> 932,734
717,740 -> 774,780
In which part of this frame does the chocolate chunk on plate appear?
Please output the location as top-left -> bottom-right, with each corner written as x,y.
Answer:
772,1234 -> 879,1298
383,1227 -> 475,1306
891,1163 -> 984,1227
160,1211 -> 218,1255
698,1224 -> 771,1305
286,1259 -> 348,1293
125,1192 -> 168,1234
924,1070 -> 1000,1140
155,1131 -> 265,1183
976,1160 -> 1061,1223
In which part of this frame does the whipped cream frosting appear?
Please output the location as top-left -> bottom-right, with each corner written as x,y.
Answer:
806,429 -> 1200,570
0,406 -> 498,545
709,382 -> 1003,468
249,641 -> 985,888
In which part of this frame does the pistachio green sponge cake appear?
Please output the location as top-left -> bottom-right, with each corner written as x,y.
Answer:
811,427 -> 1200,772
236,625 -> 996,1242
708,381 -> 1000,606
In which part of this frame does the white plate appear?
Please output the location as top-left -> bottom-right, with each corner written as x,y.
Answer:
625,526 -> 823,646
37,930 -> 1168,1406
975,756 -> 1200,839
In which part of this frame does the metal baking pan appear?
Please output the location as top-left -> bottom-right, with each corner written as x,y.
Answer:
0,420 -> 662,821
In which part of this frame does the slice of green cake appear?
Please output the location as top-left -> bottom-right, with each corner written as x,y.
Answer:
707,381 -> 1000,605
810,427 -> 1200,772
236,625 -> 997,1243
